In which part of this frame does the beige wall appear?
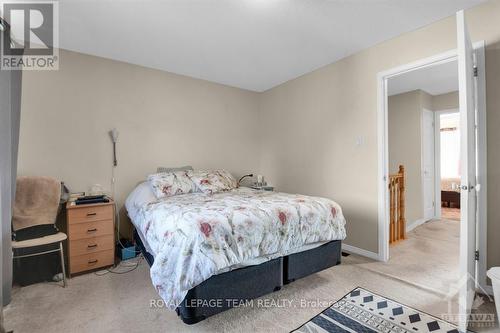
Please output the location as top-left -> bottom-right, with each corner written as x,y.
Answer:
433,91 -> 459,110
18,50 -> 260,235
388,90 -> 424,225
259,0 -> 500,270
485,39 -> 500,271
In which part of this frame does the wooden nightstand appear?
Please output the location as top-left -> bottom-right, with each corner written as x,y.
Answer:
66,200 -> 115,275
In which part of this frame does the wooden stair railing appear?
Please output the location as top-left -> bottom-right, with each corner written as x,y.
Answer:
389,165 -> 406,243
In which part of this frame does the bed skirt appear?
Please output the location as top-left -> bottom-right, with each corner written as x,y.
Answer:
284,240 -> 342,284
133,229 -> 342,324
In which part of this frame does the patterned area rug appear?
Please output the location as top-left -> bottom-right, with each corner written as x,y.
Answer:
293,287 -> 466,333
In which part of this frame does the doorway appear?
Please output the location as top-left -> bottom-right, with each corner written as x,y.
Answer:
376,35 -> 488,322
385,59 -> 459,235
382,59 -> 462,298
436,110 -> 461,222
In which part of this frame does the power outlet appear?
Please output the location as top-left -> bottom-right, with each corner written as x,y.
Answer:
355,136 -> 365,147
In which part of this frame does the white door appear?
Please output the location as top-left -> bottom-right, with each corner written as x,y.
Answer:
422,109 -> 435,221
457,10 -> 477,331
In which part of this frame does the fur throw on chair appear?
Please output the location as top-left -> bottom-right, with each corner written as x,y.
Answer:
12,176 -> 61,231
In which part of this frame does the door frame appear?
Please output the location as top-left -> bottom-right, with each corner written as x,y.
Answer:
434,108 -> 460,220
421,108 -> 437,222
376,42 -> 489,293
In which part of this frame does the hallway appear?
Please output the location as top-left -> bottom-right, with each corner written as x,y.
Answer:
344,219 -> 497,331
348,219 -> 460,294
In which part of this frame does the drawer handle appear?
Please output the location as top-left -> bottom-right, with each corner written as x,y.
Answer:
86,212 -> 97,216
87,244 -> 98,249
88,259 -> 98,264
87,228 -> 97,233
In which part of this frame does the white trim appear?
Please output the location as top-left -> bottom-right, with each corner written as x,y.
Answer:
457,12 -> 475,324
434,111 -> 442,219
378,49 -> 457,81
377,70 -> 390,262
377,43 -> 487,289
342,244 -> 380,261
406,218 -> 427,233
435,108 -> 460,113
474,41 -> 488,295
421,108 -> 437,221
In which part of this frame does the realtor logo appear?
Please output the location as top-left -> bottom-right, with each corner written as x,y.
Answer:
441,272 -> 495,329
1,1 -> 59,70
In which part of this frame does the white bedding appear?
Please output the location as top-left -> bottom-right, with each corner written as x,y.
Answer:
129,183 -> 329,263
134,225 -> 328,268
126,182 -> 346,308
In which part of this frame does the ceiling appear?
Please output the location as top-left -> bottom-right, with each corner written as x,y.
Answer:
29,0 -> 489,91
388,60 -> 459,96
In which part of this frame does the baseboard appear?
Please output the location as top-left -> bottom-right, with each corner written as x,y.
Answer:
406,218 -> 426,233
342,244 -> 380,261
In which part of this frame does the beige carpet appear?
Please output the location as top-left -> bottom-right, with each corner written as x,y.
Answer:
442,207 -> 461,221
348,219 -> 460,296
4,220 -> 497,333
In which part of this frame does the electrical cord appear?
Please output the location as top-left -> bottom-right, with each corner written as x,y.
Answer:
94,135 -> 144,278
113,200 -> 142,254
94,254 -> 143,276
111,163 -> 142,255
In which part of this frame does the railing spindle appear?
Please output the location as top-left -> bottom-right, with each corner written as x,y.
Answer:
389,165 -> 406,244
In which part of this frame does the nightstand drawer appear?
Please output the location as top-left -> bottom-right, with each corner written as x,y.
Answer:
68,220 -> 113,240
70,235 -> 114,256
66,200 -> 116,276
70,250 -> 114,274
67,205 -> 113,224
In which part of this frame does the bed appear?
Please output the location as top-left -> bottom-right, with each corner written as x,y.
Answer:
126,179 -> 346,324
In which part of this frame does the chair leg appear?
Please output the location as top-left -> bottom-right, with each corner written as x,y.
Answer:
59,242 -> 67,287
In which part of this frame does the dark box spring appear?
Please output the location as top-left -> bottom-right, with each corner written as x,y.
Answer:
284,240 -> 342,284
133,230 -> 341,324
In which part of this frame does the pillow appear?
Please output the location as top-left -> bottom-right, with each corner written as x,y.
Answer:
190,170 -> 237,194
156,165 -> 193,173
125,181 -> 157,211
148,170 -> 196,199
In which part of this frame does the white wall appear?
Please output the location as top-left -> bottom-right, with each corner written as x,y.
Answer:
433,91 -> 459,111
440,113 -> 461,179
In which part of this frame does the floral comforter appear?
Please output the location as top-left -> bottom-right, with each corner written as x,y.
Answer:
128,187 -> 346,308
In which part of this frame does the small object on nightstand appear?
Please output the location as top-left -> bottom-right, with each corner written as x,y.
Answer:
66,200 -> 115,276
74,194 -> 110,205
250,185 -> 274,191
